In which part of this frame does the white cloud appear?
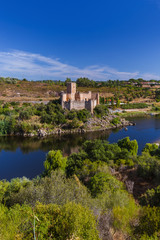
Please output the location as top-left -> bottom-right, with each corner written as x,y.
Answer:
0,50 -> 159,81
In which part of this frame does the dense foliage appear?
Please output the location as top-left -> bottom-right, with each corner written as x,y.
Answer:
1,137 -> 160,238
121,103 -> 148,109
0,100 -> 93,135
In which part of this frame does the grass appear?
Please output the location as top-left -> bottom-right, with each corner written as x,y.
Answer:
0,80 -> 157,106
119,111 -> 152,118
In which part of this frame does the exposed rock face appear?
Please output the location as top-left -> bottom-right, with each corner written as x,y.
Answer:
125,180 -> 134,194
97,211 -> 113,240
85,115 -> 132,131
97,211 -> 127,240
37,129 -> 47,137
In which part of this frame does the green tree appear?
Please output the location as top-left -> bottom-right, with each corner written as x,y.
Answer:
65,77 -> 71,86
116,97 -> 120,108
89,172 -> 123,197
44,150 -> 67,175
135,206 -> 160,238
118,137 -> 138,156
111,97 -> 114,107
142,143 -> 159,156
94,105 -> 109,117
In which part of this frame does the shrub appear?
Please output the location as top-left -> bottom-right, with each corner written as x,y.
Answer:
94,105 -> 109,117
89,172 -> 123,197
137,153 -> 160,180
67,109 -> 77,120
121,103 -> 148,109
118,137 -> 138,156
111,117 -> 120,125
140,185 -> 160,207
142,143 -> 159,156
77,109 -> 91,122
19,109 -> 32,120
0,202 -> 100,240
134,206 -> 160,238
44,150 -> 67,176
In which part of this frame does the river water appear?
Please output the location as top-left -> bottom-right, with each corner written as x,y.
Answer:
1,115 -> 160,180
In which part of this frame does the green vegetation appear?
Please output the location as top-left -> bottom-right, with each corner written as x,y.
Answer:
43,150 -> 67,175
0,100 -> 93,136
0,76 -> 157,107
1,76 -> 160,238
94,104 -> 109,117
111,116 -> 121,125
0,77 -> 18,84
155,90 -> 160,102
1,138 -> 160,238
121,103 -> 148,109
0,202 -> 99,240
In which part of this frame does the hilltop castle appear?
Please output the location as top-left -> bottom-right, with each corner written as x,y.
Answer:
60,82 -> 99,113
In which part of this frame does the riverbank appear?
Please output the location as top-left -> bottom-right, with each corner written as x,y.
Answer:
119,109 -> 160,118
17,114 -> 134,137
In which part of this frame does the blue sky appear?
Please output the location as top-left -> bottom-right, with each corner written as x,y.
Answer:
0,0 -> 160,80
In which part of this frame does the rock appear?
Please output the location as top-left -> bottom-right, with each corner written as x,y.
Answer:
37,129 -> 47,137
27,133 -> 35,137
81,129 -> 86,133
58,129 -> 61,134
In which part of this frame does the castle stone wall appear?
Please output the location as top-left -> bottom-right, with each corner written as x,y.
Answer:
70,100 -> 85,110
61,82 -> 99,112
63,100 -> 85,111
85,99 -> 97,113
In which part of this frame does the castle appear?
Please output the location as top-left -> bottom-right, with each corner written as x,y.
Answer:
60,82 -> 99,113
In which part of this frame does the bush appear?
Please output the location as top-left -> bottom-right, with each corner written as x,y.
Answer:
118,137 -> 138,156
0,202 -> 100,240
67,118 -> 82,129
19,109 -> 33,120
111,117 -> 120,125
89,172 -> 123,197
121,103 -> 148,109
18,122 -> 34,133
67,109 -> 77,120
0,117 -> 16,135
4,171 -> 93,208
44,150 -> 67,176
134,206 -> 160,238
77,109 -> 91,122
142,143 -> 159,156
94,105 -> 109,117
140,185 -> 160,207
137,153 -> 160,180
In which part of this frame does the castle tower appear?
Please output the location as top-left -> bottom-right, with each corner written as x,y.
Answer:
67,82 -> 76,94
67,82 -> 76,101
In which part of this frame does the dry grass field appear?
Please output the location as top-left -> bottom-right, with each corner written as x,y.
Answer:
0,80 -> 157,104
0,81 -> 115,102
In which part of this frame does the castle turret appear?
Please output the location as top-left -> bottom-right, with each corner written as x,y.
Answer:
67,82 -> 76,101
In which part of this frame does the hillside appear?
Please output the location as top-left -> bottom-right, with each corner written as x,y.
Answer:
0,79 -> 156,104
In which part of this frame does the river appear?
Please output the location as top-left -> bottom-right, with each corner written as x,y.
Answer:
1,115 -> 160,180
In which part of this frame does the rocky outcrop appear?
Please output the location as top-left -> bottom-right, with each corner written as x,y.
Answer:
84,115 -> 133,131
37,129 -> 48,137
14,115 -> 134,138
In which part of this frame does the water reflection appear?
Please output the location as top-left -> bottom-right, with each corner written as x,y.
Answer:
1,116 -> 160,180
0,130 -> 112,156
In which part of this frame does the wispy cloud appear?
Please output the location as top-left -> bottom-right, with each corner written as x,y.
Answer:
0,50 -> 159,81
